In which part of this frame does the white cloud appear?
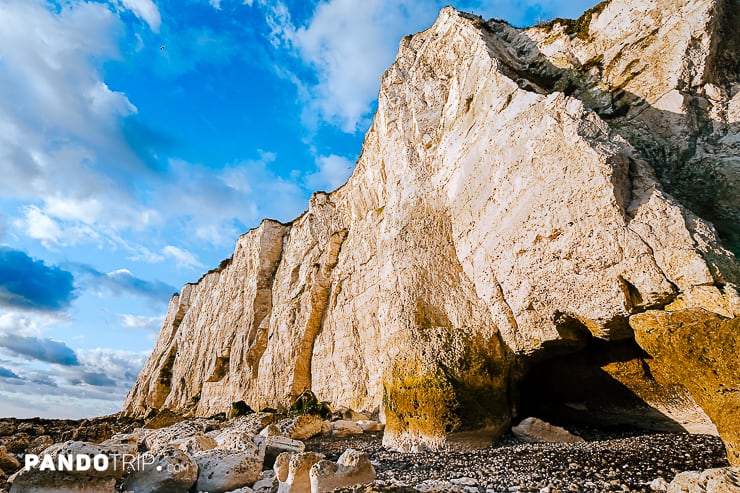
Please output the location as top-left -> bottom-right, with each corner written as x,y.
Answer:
305,155 -> 354,191
119,314 -> 164,331
162,246 -> 203,270
16,205 -> 102,249
87,81 -> 138,117
0,2 -> 131,146
118,0 -> 162,32
44,196 -> 105,224
126,246 -> 166,264
7,144 -> 303,258
264,1 -> 294,47
75,348 -> 149,384
0,310 -> 66,338
0,1 -> 162,244
0,390 -> 122,419
293,0 -> 410,132
252,0 -> 445,133
95,268 -> 175,302
154,154 -> 306,246
17,206 -> 64,248
209,0 -> 222,9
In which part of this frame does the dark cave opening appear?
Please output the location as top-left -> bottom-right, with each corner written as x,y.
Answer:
515,323 -> 689,434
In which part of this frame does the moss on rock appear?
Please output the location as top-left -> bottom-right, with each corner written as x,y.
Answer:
287,390 -> 332,419
381,328 -> 510,451
538,0 -> 610,40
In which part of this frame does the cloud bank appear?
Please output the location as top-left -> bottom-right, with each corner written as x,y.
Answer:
0,248 -> 76,311
0,334 -> 80,366
72,264 -> 176,304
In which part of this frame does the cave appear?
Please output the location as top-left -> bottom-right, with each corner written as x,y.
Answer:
515,320 -> 704,434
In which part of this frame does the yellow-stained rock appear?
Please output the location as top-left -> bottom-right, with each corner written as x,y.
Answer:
631,309 -> 740,466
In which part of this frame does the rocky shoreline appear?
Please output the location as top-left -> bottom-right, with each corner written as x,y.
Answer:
307,429 -> 729,493
0,414 -> 145,490
0,410 -> 735,493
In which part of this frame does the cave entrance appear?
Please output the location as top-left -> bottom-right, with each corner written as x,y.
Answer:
515,320 -> 706,434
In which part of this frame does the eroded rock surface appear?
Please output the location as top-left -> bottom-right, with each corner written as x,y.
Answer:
309,449 -> 376,493
193,448 -> 263,493
275,452 -> 324,493
667,467 -> 740,493
522,0 -> 740,255
121,446 -> 198,493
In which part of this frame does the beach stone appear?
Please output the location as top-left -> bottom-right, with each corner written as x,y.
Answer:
259,424 -> 282,437
169,432 -> 217,454
0,446 -> 20,472
275,452 -> 324,493
210,430 -> 261,455
27,436 -> 54,456
193,448 -> 263,493
141,420 -> 209,453
122,446 -> 197,493
512,418 -> 584,444
309,449 -> 376,493
331,421 -> 363,438
0,422 -> 16,437
253,470 -> 279,493
279,415 -> 323,441
17,424 -> 44,437
649,477 -> 669,491
667,468 -> 740,492
258,435 -> 305,468
332,408 -> 370,422
356,420 -> 384,432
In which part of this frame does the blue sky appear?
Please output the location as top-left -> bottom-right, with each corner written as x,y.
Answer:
0,0 -> 598,418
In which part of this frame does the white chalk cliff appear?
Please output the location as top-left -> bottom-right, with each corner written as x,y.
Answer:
124,0 -> 740,463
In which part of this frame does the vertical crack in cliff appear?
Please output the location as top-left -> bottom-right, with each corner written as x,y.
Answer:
151,344 -> 178,410
205,349 -> 230,383
245,223 -> 291,378
290,229 -> 349,399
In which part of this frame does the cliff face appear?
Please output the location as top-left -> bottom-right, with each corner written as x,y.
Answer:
124,0 -> 740,460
